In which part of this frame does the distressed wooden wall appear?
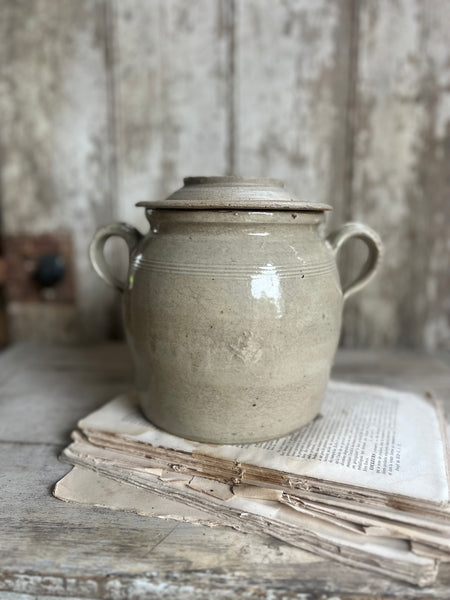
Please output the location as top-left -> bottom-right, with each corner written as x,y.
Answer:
0,0 -> 116,342
0,0 -> 448,350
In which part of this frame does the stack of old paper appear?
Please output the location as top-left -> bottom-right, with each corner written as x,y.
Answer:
55,381 -> 450,586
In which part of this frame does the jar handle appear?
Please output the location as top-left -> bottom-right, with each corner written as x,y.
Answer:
89,223 -> 143,292
326,222 -> 383,301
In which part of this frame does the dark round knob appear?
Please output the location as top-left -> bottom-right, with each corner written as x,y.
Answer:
34,254 -> 66,287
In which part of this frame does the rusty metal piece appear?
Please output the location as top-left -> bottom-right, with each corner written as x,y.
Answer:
0,257 -> 6,286
3,234 -> 75,303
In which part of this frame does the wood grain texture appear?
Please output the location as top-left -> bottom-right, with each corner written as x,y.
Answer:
344,0 -> 450,351
0,0 -> 116,342
0,0 -> 448,351
1,445 -> 320,600
0,344 -> 449,599
113,0 -> 231,230
233,0 -> 353,231
0,343 -> 132,444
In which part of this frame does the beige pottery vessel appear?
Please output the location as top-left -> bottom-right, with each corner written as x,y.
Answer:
90,177 -> 382,444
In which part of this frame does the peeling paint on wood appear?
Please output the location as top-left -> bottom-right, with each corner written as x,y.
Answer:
0,0 -> 448,351
234,0 -> 352,232
0,0 -> 116,341
113,0 -> 230,230
345,0 -> 450,351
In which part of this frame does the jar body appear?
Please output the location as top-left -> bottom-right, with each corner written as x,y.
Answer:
124,209 -> 342,443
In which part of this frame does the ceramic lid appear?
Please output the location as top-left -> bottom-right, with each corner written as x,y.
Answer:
136,176 -> 332,211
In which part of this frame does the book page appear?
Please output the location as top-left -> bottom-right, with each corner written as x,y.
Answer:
208,382 -> 449,503
54,462 -> 438,586
78,381 -> 449,504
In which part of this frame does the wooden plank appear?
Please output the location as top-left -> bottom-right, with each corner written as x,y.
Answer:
2,443 -> 450,599
0,343 -> 132,444
345,0 -> 450,351
113,0 -> 231,230
0,0 -> 116,342
0,444 -> 322,600
0,344 -> 450,598
0,594 -> 82,600
234,0 -> 353,230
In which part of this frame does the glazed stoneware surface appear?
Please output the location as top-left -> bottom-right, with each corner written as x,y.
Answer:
90,177 -> 382,444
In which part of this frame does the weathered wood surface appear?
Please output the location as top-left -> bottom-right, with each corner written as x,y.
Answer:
0,343 -> 449,599
343,0 -> 450,351
0,343 -> 132,444
234,0 -> 352,233
0,0 -> 449,351
0,0 -> 116,342
113,0 -> 231,231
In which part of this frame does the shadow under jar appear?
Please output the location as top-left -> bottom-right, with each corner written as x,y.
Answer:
90,177 -> 382,444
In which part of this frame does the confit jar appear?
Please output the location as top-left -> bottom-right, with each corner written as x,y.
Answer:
90,176 -> 382,444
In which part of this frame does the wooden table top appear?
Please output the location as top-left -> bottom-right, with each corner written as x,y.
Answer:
1,343 -> 449,599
